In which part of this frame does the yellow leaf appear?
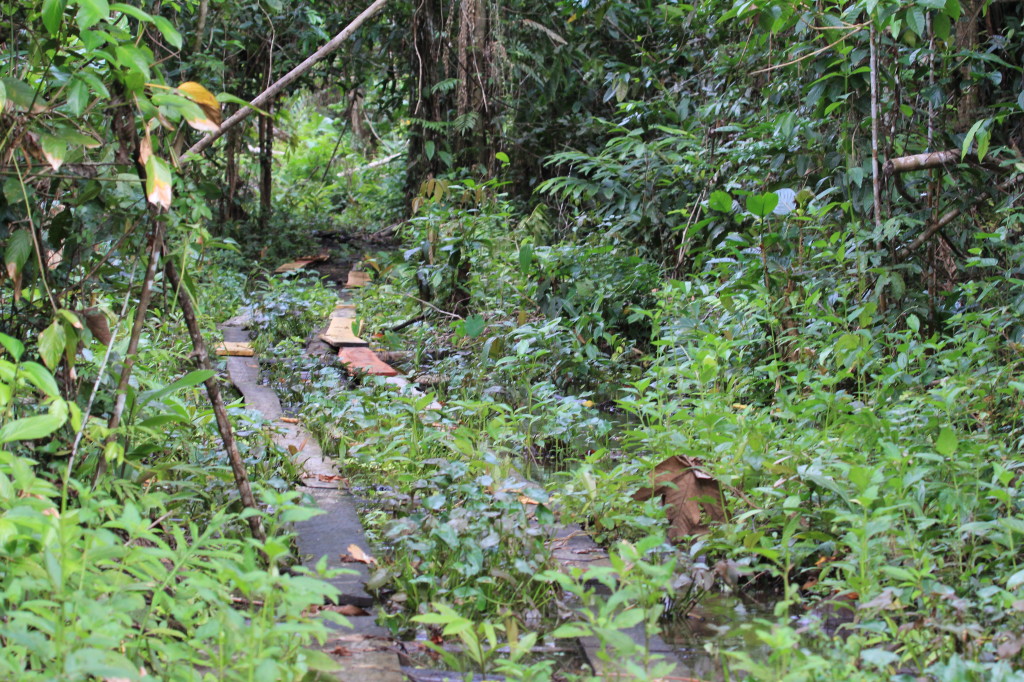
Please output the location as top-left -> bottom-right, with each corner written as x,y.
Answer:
176,81 -> 221,131
144,155 -> 172,209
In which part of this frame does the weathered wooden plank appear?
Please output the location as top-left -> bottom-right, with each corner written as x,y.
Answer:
346,270 -> 371,288
320,317 -> 368,347
215,341 -> 254,356
339,347 -> 398,377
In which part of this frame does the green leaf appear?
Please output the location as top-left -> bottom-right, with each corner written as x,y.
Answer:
904,7 -> 925,38
935,426 -> 958,456
302,649 -> 341,673
76,0 -> 110,29
0,333 -> 25,361
462,314 -> 486,338
19,362 -> 60,398
424,140 -> 435,161
495,151 -> 510,165
38,321 -> 66,370
109,2 -> 152,22
708,190 -> 733,212
746,191 -> 779,218
42,0 -> 67,35
115,44 -> 152,80
1008,568 -> 1024,591
39,135 -> 67,171
0,77 -> 46,111
518,242 -> 533,273
0,80 -> 6,109
961,118 -> 986,160
5,230 -> 33,276
137,369 -> 214,408
66,78 -> 89,116
977,128 -> 990,162
0,407 -> 68,444
151,15 -> 183,48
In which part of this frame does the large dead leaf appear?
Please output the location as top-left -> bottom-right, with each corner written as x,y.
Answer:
634,455 -> 725,540
341,544 -> 376,565
176,81 -> 221,131
144,155 -> 172,209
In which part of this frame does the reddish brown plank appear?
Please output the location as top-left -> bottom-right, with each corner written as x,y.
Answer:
339,347 -> 398,376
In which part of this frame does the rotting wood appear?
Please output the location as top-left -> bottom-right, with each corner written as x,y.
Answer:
883,149 -> 959,175
339,346 -> 398,376
215,341 -> 254,356
181,0 -> 390,162
320,317 -> 368,347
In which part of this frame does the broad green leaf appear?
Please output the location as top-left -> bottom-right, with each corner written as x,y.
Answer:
66,78 -> 89,115
303,649 -> 341,673
462,314 -> 485,338
746,191 -> 779,218
114,44 -> 152,80
109,2 -> 152,22
19,362 -> 60,398
137,369 -> 214,408
976,128 -> 990,162
0,77 -> 47,112
708,190 -> 733,212
0,333 -> 25,361
0,404 -> 68,444
935,426 -> 958,456
495,151 -> 510,164
5,229 -> 33,276
1008,568 -> 1024,591
0,80 -> 6,109
961,118 -> 986,160
38,321 -> 66,370
144,155 -> 172,209
76,0 -> 110,30
42,0 -> 67,35
424,140 -> 435,160
904,7 -> 925,38
518,242 -> 533,273
151,15 -> 182,48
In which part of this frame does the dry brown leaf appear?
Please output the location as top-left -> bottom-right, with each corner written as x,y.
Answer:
280,417 -> 300,424
518,494 -> 540,506
341,544 -> 377,565
316,473 -> 345,483
325,604 -> 370,616
634,455 -> 725,541
177,81 -> 222,131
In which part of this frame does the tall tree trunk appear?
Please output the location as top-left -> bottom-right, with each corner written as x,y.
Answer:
258,101 -> 274,233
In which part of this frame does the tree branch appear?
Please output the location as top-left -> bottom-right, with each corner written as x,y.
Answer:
180,0 -> 389,163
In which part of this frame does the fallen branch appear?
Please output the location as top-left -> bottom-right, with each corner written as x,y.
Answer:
895,174 -> 1021,262
335,152 -> 403,179
883,149 -> 959,176
181,0 -> 388,163
390,314 -> 425,332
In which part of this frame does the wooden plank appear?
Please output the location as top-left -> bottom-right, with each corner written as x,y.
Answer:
346,270 -> 371,288
319,317 -> 368,347
339,347 -> 398,377
274,259 -> 314,273
215,341 -> 254,356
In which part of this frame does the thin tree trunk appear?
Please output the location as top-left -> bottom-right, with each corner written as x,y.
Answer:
94,221 -> 165,485
259,100 -> 273,232
164,259 -> 267,543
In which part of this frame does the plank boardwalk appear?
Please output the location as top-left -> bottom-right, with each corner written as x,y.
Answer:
320,317 -> 368,347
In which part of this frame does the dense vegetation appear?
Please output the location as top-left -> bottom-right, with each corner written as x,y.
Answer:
4,0 -> 1024,679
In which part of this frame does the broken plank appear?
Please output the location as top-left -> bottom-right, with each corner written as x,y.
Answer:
339,347 -> 398,377
215,341 -> 254,356
320,317 -> 368,347
346,270 -> 371,288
